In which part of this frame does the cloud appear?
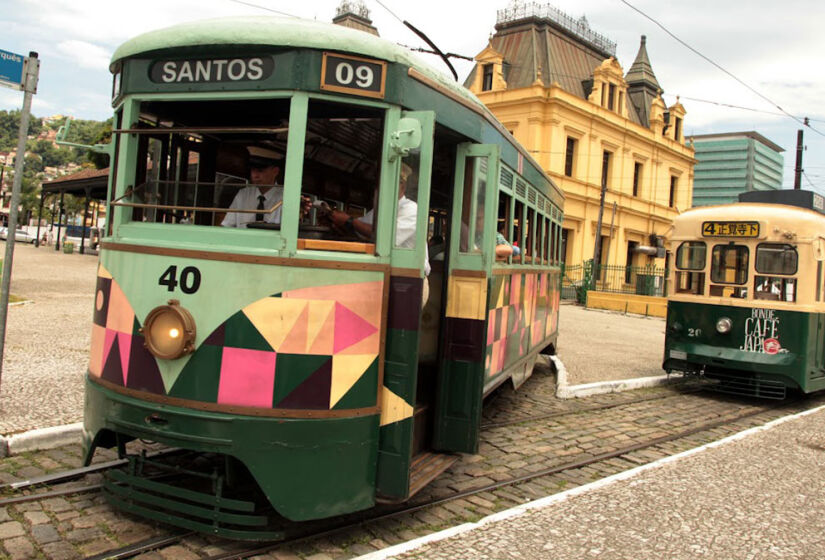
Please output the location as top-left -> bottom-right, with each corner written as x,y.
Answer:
55,40 -> 112,70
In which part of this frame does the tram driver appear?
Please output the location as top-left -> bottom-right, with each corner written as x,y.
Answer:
222,147 -> 284,228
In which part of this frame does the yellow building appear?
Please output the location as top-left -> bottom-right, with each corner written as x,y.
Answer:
465,4 -> 695,283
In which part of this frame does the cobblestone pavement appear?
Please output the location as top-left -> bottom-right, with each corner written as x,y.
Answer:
1,369 -> 822,559
0,242 -> 97,435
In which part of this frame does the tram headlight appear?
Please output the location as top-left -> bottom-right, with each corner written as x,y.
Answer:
716,317 -> 733,334
141,299 -> 196,360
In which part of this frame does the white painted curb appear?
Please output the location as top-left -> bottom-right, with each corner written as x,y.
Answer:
356,404 -> 825,560
551,354 -> 675,398
2,422 -> 83,456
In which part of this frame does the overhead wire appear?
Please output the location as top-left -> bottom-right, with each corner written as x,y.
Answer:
617,0 -> 824,139
226,0 -> 298,17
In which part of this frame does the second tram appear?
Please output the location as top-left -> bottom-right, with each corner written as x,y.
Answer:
663,189 -> 825,398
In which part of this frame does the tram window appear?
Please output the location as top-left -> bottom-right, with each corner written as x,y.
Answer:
755,275 -> 797,302
675,241 -> 706,270
301,100 -> 384,247
393,157 -> 418,250
458,156 -> 489,254
128,98 -> 292,227
512,200 -> 524,262
755,243 -> 798,275
710,244 -> 748,285
496,192 -> 512,261
675,271 -> 705,295
544,217 -> 551,263
525,207 -> 534,261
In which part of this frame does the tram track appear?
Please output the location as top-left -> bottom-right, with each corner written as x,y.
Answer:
83,393 -> 806,560
481,383 -> 703,429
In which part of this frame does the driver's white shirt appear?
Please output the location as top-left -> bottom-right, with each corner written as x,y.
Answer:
221,185 -> 283,228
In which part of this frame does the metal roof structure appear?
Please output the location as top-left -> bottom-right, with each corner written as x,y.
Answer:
464,6 -> 668,129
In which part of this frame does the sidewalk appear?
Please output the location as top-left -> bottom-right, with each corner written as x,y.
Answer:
0,241 -> 97,436
368,404 -> 825,559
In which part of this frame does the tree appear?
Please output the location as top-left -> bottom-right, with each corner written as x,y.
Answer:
0,110 -> 42,150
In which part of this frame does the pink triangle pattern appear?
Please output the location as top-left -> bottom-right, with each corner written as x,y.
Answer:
333,302 -> 379,354
103,329 -> 117,371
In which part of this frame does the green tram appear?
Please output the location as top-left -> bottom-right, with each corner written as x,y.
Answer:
663,190 -> 825,399
83,17 -> 564,538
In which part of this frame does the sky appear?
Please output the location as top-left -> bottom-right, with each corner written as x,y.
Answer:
0,0 -> 823,192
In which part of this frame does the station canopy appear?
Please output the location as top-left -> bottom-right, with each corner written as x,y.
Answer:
41,167 -> 108,199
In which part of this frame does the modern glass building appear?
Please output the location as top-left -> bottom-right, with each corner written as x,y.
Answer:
690,131 -> 784,207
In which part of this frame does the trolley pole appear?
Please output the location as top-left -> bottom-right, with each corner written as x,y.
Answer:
0,51 -> 39,385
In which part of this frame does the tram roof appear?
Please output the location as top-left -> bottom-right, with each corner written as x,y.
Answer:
111,16 -> 562,204
111,16 -> 485,113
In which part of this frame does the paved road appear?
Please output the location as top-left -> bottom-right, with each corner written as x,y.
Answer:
558,303 -> 666,385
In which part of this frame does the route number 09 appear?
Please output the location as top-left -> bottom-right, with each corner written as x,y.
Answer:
334,62 -> 374,88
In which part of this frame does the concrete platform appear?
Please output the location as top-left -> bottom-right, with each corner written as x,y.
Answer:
364,404 -> 825,560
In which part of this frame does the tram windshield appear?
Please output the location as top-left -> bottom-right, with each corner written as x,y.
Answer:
118,97 -> 385,246
709,244 -> 748,298
754,244 -> 798,301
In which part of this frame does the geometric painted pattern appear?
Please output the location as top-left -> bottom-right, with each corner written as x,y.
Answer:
91,264 -> 383,412
484,271 -> 559,379
90,264 -> 164,394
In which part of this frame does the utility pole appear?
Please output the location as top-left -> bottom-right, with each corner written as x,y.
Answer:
592,154 -> 609,286
0,51 -> 39,384
793,128 -> 804,190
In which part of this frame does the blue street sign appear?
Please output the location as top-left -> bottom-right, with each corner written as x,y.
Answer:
0,49 -> 25,90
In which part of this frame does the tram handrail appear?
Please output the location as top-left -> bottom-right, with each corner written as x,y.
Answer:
112,126 -> 289,135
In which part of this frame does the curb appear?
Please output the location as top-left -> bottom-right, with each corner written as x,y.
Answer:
0,422 -> 83,457
551,354 -> 675,398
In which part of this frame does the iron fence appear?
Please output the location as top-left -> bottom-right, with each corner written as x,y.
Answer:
561,261 -> 668,302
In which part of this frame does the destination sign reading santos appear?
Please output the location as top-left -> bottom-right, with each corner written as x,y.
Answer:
150,56 -> 275,84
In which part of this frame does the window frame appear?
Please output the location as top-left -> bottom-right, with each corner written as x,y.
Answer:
710,243 -> 749,285
675,241 -> 707,271
755,243 -> 798,276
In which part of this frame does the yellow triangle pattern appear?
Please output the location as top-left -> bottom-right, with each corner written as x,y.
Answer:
306,300 -> 335,352
243,297 -> 308,351
330,354 -> 376,408
379,386 -> 414,427
98,263 -> 113,279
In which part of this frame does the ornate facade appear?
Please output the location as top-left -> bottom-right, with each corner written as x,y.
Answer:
465,5 -> 695,276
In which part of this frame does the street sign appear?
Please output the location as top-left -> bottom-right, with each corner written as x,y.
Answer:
0,49 -> 25,90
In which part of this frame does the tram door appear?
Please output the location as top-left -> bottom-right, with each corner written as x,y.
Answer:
376,110 -> 435,501
434,143 -> 499,453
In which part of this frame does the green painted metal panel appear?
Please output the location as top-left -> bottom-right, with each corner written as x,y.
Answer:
663,301 -> 825,391
84,377 -> 379,521
376,418 -> 414,499
375,325 -> 420,500
434,358 -> 483,453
